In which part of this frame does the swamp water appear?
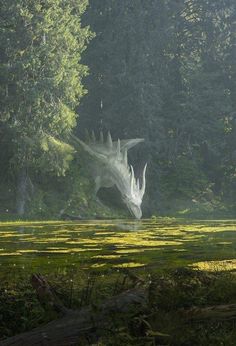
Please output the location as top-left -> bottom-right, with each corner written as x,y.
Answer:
0,218 -> 236,278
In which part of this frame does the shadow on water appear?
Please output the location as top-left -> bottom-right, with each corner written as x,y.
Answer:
0,218 -> 236,277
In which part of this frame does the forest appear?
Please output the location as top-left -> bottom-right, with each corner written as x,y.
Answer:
2,1 -> 236,345
1,0 -> 236,220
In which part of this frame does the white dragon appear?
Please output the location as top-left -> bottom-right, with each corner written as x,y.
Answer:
73,131 -> 147,219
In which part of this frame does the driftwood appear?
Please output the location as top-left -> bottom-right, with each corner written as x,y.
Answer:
1,274 -> 148,346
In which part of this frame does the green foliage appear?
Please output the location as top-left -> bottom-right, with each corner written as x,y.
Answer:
0,0 -> 93,215
39,134 -> 75,175
78,0 -> 236,217
0,280 -> 48,338
1,0 -> 91,144
161,157 -> 209,200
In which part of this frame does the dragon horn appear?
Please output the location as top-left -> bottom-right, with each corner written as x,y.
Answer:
130,165 -> 135,195
117,138 -> 121,157
107,131 -> 113,149
123,148 -> 128,166
140,163 -> 147,198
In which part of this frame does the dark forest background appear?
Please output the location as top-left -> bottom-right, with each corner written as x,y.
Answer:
1,0 -> 236,219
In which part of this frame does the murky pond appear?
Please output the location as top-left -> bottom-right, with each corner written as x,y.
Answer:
0,218 -> 236,277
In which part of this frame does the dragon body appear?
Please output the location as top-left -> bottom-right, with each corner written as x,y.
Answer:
73,131 -> 147,219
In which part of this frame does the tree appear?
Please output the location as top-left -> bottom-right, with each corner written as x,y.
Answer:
0,0 -> 93,214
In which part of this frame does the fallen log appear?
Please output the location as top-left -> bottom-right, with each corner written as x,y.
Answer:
182,303 -> 236,321
3,272 -> 236,345
1,274 -> 148,346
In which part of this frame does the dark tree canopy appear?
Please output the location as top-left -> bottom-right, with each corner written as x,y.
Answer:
78,0 -> 236,216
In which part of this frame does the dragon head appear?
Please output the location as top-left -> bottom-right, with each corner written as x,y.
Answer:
122,163 -> 147,219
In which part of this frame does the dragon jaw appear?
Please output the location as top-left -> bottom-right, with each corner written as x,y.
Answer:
122,195 -> 142,219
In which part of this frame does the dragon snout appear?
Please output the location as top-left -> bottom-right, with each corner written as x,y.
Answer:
127,203 -> 142,219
